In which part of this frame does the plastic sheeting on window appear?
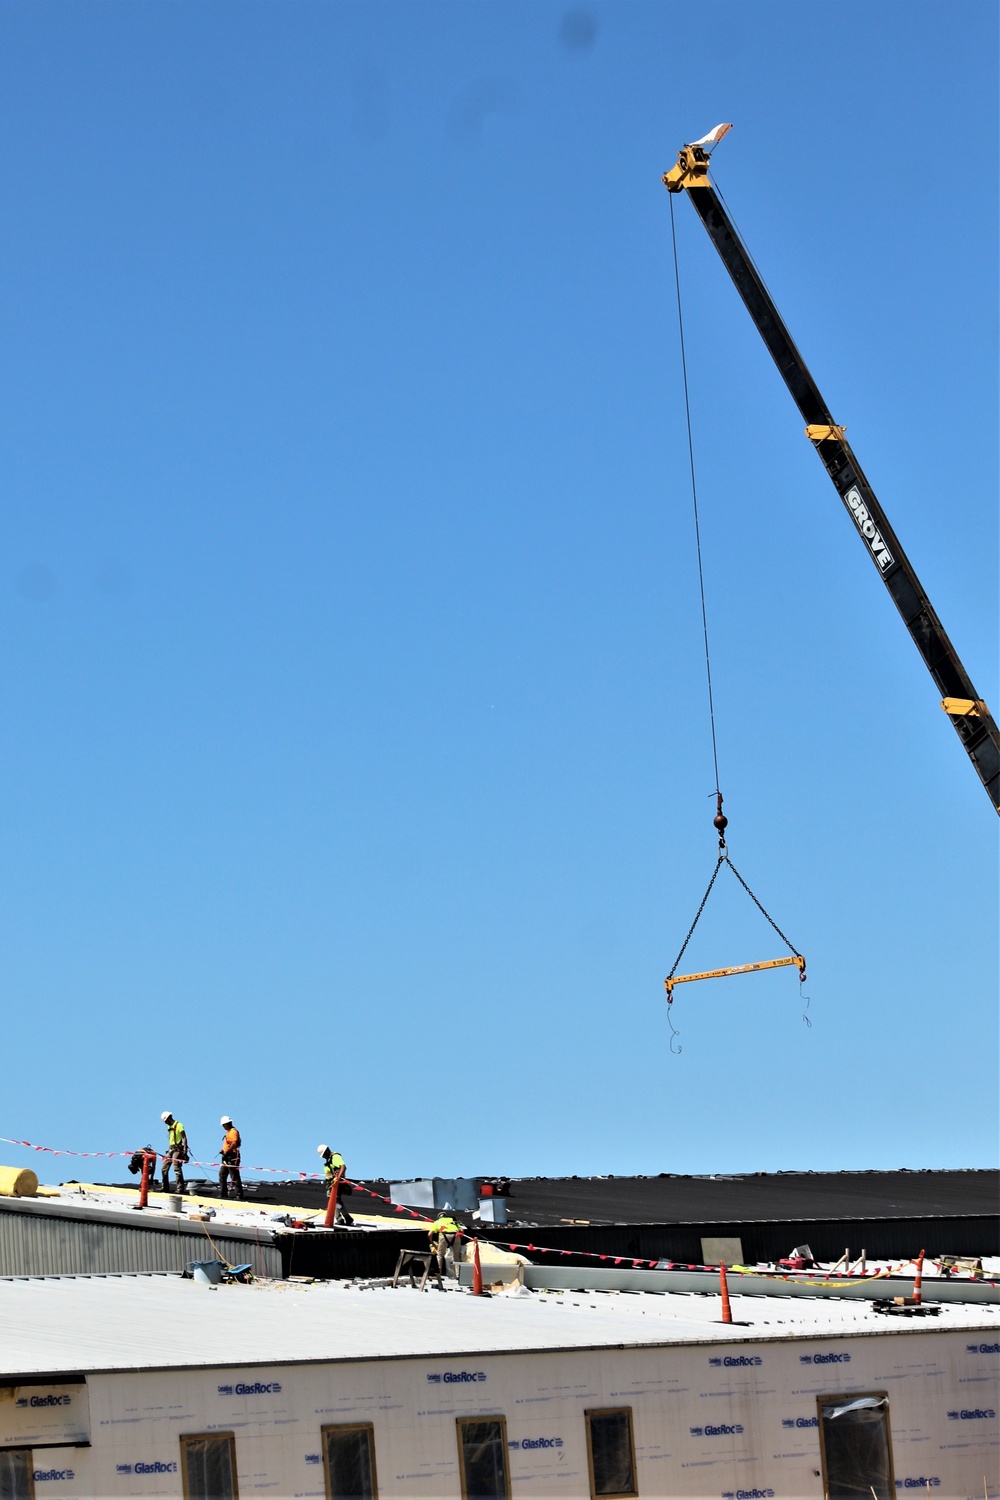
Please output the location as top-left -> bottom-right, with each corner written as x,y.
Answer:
0,1449 -> 31,1500
820,1396 -> 892,1500
324,1425 -> 376,1499
822,1397 -> 886,1422
182,1434 -> 236,1500
588,1410 -> 636,1497
458,1419 -> 509,1499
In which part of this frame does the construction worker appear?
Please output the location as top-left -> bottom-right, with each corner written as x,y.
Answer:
218,1116 -> 245,1201
428,1212 -> 463,1278
316,1145 -> 353,1226
159,1112 -> 188,1194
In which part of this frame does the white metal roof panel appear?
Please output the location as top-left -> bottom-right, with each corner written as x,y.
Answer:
0,1275 -> 996,1378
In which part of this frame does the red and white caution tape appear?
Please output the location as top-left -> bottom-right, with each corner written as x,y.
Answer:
3,1134 -> 966,1283
0,1134 -> 435,1218
0,1134 -> 329,1180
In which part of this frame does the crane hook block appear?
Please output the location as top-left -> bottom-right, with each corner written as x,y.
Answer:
713,791 -> 728,848
664,953 -> 806,1001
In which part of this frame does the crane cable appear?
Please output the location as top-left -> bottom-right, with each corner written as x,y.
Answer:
664,185 -> 806,1052
668,193 -> 720,796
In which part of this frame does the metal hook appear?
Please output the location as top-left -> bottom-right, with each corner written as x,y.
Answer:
800,972 -> 812,1028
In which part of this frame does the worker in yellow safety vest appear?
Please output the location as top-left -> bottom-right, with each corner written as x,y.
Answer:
316,1145 -> 354,1225
159,1112 -> 188,1194
428,1213 -> 463,1278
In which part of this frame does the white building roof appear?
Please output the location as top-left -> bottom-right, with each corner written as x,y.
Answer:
1,1274 -> 997,1378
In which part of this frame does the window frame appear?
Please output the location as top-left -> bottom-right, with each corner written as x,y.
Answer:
584,1406 -> 638,1500
455,1414 -> 512,1500
179,1431 -> 239,1500
0,1447 -> 35,1500
816,1390 -> 895,1500
321,1421 -> 379,1500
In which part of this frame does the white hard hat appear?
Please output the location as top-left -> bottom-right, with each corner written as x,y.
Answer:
317,1144 -> 329,1155
220,1115 -> 233,1127
161,1111 -> 172,1122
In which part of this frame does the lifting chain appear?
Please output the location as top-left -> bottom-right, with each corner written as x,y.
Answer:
665,794 -> 803,989
724,856 -> 800,960
666,852 -> 724,985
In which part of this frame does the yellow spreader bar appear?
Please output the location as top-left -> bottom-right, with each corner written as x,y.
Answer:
665,953 -> 805,1000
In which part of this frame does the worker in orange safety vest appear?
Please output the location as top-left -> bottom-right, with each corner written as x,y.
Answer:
218,1116 -> 245,1201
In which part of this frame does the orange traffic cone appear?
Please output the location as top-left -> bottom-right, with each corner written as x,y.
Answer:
473,1239 -> 484,1296
720,1263 -> 732,1324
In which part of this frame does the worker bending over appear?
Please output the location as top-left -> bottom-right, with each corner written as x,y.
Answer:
159,1112 -> 188,1194
317,1144 -> 354,1225
428,1213 -> 463,1278
218,1116 -> 245,1201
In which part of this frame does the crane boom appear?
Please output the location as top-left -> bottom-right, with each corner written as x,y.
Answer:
664,139 -> 1000,814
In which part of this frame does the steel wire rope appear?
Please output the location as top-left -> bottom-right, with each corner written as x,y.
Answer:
665,173 -> 809,1035
668,192 -> 721,796
710,174 -> 787,327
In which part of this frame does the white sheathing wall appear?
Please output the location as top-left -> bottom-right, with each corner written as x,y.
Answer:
0,1385 -> 90,1447
23,1329 -> 999,1500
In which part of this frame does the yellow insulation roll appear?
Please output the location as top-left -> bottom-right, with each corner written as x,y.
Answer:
0,1166 -> 38,1197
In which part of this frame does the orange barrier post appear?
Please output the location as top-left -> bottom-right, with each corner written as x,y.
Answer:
472,1239 -> 483,1296
720,1263 -> 732,1324
913,1248 -> 925,1306
138,1151 -> 155,1210
323,1174 -> 340,1228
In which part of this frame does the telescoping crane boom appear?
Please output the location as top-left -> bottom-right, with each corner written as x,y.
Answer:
664,128 -> 1000,814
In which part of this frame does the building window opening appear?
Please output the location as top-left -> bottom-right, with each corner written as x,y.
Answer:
456,1417 -> 511,1499
181,1432 -> 238,1500
818,1394 -> 894,1500
0,1449 -> 34,1500
585,1408 -> 637,1498
322,1423 -> 378,1500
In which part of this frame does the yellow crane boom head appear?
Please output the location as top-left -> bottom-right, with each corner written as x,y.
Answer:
662,123 -> 732,193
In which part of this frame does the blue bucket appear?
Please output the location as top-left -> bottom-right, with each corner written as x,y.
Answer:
188,1259 -> 224,1285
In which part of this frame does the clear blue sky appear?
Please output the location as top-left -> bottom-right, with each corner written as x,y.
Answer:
0,1 -> 995,1184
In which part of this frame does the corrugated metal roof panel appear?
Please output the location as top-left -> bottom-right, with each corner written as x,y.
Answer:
0,1203 -> 281,1279
0,1275 -> 995,1378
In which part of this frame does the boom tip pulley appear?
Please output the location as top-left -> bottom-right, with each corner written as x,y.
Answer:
663,123 -> 732,193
